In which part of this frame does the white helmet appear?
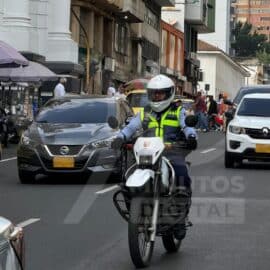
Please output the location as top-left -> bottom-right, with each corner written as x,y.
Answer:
147,74 -> 175,112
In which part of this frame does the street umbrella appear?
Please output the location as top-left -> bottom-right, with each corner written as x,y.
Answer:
0,40 -> 29,67
124,78 -> 149,92
0,61 -> 58,82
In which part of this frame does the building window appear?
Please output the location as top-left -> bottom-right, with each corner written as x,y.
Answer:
142,38 -> 159,62
115,23 -> 128,55
144,7 -> 159,30
261,17 -> 270,21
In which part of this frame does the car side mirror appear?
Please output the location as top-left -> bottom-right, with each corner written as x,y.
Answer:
185,115 -> 198,127
107,116 -> 119,129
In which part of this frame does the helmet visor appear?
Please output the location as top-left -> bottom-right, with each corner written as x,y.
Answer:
147,87 -> 174,102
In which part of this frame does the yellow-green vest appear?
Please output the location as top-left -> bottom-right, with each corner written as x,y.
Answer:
140,106 -> 183,143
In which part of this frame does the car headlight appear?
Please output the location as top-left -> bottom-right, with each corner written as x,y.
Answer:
20,134 -> 37,146
91,137 -> 116,148
229,125 -> 246,134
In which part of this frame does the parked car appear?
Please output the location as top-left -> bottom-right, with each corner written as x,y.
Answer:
0,216 -> 24,270
17,96 -> 134,183
174,95 -> 194,112
225,93 -> 270,168
233,85 -> 270,106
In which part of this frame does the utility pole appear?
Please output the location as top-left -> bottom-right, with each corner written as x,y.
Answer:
71,7 -> 91,94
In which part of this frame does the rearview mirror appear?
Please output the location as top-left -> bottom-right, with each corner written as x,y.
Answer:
185,115 -> 198,127
107,116 -> 119,129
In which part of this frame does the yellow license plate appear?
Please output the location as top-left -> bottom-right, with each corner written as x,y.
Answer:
255,144 -> 270,153
53,156 -> 75,168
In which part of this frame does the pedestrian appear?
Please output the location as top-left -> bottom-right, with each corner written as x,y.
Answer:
54,77 -> 67,98
194,91 -> 209,132
207,95 -> 218,130
115,83 -> 126,99
107,81 -> 116,97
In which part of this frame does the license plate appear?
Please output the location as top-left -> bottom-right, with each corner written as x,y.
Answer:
53,156 -> 75,168
255,144 -> 270,153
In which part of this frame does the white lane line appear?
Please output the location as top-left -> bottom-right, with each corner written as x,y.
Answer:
17,218 -> 41,228
200,148 -> 216,154
96,185 -> 119,195
0,157 -> 17,163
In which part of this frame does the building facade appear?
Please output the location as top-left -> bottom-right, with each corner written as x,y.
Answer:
232,0 -> 270,40
161,20 -> 185,95
162,0 -> 216,97
197,40 -> 250,99
198,0 -> 231,54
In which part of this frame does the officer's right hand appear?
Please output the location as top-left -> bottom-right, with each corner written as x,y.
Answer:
111,137 -> 125,150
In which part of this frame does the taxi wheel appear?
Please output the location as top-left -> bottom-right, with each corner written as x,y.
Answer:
224,151 -> 235,168
18,170 -> 36,184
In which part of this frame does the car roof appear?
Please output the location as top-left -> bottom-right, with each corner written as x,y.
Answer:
49,95 -> 124,102
240,85 -> 270,90
233,85 -> 270,104
242,93 -> 270,99
126,89 -> 147,95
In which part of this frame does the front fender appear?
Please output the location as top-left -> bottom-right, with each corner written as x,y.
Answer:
126,169 -> 155,187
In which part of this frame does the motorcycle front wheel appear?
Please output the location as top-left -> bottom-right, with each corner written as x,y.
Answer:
128,197 -> 154,268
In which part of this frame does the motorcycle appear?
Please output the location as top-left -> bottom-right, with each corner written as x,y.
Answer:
108,115 -> 197,268
0,111 -> 22,147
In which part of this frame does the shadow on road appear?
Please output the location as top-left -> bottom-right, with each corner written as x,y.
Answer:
32,172 -> 122,185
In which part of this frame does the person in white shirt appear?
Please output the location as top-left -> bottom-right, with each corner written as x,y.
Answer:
107,82 -> 116,97
54,77 -> 67,97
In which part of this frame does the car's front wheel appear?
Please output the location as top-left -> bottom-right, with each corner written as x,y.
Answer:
18,170 -> 36,184
224,150 -> 235,168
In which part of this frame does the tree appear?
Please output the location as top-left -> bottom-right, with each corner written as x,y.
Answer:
256,50 -> 270,65
231,22 -> 267,57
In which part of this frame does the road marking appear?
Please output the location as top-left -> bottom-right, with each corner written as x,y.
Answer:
200,148 -> 216,154
0,157 -> 17,163
64,186 -> 101,224
96,185 -> 119,194
17,218 -> 40,228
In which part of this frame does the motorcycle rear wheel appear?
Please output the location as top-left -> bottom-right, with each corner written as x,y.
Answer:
162,233 -> 181,252
128,197 -> 154,268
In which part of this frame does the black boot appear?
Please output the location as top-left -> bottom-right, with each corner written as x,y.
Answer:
174,223 -> 186,240
173,186 -> 192,241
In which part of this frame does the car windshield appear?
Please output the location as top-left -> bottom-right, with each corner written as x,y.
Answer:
36,99 -> 116,123
182,101 -> 193,110
237,98 -> 270,117
126,93 -> 149,107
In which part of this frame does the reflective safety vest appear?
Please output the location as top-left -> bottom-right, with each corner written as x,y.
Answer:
140,106 -> 183,143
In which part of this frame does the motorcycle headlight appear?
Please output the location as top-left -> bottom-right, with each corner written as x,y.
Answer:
139,155 -> 153,165
91,137 -> 116,148
229,125 -> 246,134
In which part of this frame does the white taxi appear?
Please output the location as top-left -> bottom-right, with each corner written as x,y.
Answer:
225,93 -> 270,168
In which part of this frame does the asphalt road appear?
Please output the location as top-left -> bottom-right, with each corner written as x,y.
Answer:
1,131 -> 270,270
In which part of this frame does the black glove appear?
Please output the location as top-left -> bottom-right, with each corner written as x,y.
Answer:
111,137 -> 125,150
186,134 -> 197,150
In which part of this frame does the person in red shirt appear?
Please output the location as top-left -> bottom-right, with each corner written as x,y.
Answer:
194,91 -> 209,132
